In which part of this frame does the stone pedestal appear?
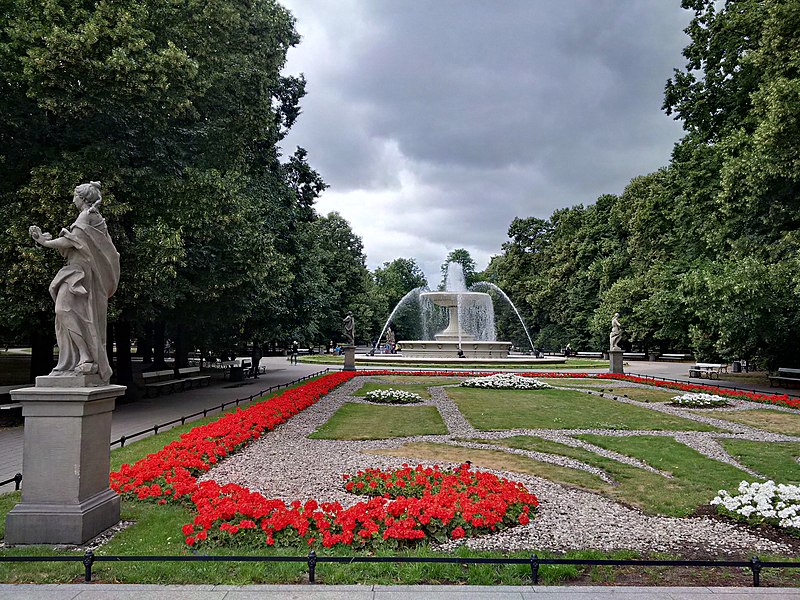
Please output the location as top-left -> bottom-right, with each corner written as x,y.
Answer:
5,382 -> 126,545
609,350 -> 624,375
342,345 -> 356,372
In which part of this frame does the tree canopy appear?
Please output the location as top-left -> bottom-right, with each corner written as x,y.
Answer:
489,0 -> 800,368
0,0 -> 373,380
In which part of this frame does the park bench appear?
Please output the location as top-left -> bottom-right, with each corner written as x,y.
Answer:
177,366 -> 211,389
688,363 -> 728,379
768,367 -> 800,388
0,402 -> 22,426
575,351 -> 604,358
659,353 -> 693,361
623,352 -> 647,360
142,369 -> 184,396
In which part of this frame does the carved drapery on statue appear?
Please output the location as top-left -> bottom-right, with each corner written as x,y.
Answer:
609,312 -> 623,352
343,311 -> 355,346
30,182 -> 120,385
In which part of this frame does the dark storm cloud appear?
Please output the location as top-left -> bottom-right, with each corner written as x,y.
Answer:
279,0 -> 690,281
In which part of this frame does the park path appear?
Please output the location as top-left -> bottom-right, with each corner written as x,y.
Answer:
0,357 -> 325,486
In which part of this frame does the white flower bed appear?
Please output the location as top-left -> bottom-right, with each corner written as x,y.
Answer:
669,392 -> 729,408
461,373 -> 552,390
364,388 -> 423,404
711,480 -> 800,531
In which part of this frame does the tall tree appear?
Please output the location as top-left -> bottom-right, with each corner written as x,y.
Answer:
0,0 -> 323,379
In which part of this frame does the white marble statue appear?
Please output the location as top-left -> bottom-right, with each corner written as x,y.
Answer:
29,182 -> 120,384
609,312 -> 623,352
343,311 -> 355,346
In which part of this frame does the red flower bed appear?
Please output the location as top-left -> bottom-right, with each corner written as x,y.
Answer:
182,463 -> 538,549
111,371 -> 355,503
111,370 -> 539,549
596,373 -> 800,410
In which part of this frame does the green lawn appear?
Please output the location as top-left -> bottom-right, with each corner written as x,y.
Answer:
308,403 -> 448,440
598,387 -> 678,403
353,381 -> 433,399
707,409 -> 800,436
297,355 -> 609,369
720,439 -> 800,483
456,435 -> 752,516
446,387 -> 721,432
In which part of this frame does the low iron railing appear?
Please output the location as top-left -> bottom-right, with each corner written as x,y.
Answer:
0,368 -> 331,489
0,550 -> 797,587
626,371 -> 800,400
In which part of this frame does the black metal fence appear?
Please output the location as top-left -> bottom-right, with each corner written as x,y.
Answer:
0,368 -> 331,489
626,371 -> 800,401
1,550 -> 797,587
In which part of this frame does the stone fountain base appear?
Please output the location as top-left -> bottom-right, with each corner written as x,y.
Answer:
398,340 -> 512,359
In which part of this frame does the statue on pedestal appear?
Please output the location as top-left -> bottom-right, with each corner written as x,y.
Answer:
343,311 -> 355,346
29,182 -> 120,385
609,312 -> 623,352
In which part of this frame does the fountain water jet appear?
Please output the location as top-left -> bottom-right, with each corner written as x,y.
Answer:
471,281 -> 535,351
399,263 -> 512,358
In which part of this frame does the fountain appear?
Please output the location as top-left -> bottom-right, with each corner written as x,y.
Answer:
398,263 -> 512,359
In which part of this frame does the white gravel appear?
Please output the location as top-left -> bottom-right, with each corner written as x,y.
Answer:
203,376 -> 799,557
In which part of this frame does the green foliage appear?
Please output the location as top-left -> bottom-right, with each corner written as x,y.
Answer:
440,248 -> 477,289
0,0 -> 390,363
489,0 -> 800,366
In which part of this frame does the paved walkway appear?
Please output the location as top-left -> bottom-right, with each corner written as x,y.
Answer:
2,358 -> 799,596
0,584 -> 798,599
0,357 -> 325,485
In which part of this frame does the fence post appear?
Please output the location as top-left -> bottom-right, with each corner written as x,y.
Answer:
530,553 -> 539,585
83,550 -> 95,582
750,556 -> 762,587
153,425 -> 159,435
13,473 -> 22,490
307,550 -> 317,584
119,435 -> 126,448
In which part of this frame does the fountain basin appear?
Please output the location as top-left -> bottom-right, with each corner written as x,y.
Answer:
399,340 -> 512,359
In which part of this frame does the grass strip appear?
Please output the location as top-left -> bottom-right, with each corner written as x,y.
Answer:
706,409 -> 800,436
719,439 -> 800,483
309,403 -> 448,440
446,387 -> 720,432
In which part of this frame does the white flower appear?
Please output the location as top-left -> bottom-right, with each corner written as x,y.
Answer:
712,480 -> 800,531
364,388 -> 423,404
461,373 -> 552,390
670,393 -> 729,408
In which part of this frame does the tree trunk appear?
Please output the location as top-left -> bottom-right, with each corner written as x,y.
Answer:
115,319 -> 133,388
106,322 -> 115,371
174,323 -> 188,369
139,322 -> 153,364
29,325 -> 55,381
152,320 -> 167,370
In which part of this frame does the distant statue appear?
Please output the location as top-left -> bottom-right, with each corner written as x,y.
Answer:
343,311 -> 355,346
29,182 -> 120,384
609,312 -> 623,351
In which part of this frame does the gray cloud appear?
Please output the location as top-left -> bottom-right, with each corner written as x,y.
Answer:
280,0 -> 690,283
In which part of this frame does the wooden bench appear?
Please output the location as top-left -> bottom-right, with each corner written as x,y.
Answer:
142,369 -> 184,396
659,353 -> 692,361
689,363 -> 728,379
768,367 -> 800,388
575,351 -> 604,359
623,352 -> 647,360
177,366 -> 211,389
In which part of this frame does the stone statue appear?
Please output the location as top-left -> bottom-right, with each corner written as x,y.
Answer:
609,312 -> 623,351
343,311 -> 355,346
29,182 -> 120,384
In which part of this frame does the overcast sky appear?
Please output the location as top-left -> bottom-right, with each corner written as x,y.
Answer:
278,0 -> 691,284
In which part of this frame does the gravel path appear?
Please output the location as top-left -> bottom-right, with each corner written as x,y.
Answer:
204,376 -> 799,557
